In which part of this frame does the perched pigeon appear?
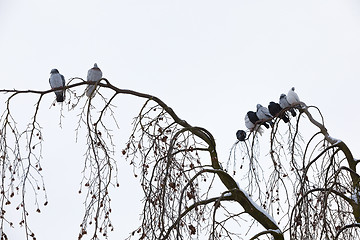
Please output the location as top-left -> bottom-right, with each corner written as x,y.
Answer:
236,130 -> 246,141
256,104 -> 273,128
279,94 -> 296,117
49,69 -> 65,102
86,63 -> 102,97
268,101 -> 289,123
245,111 -> 264,135
287,87 -> 300,105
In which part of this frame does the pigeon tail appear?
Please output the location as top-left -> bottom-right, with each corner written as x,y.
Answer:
282,115 -> 289,123
86,85 -> 96,98
290,109 -> 296,117
55,91 -> 64,102
268,120 -> 274,127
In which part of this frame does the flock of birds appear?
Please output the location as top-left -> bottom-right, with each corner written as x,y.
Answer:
48,63 -> 103,102
49,66 -> 300,143
236,87 -> 301,141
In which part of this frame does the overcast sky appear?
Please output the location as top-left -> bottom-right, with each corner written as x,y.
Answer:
1,0 -> 360,239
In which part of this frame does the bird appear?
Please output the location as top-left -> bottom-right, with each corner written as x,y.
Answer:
279,93 -> 296,117
287,87 -> 300,105
245,111 -> 264,135
236,130 -> 246,141
49,69 -> 65,102
86,63 -> 102,97
268,101 -> 289,123
256,104 -> 273,128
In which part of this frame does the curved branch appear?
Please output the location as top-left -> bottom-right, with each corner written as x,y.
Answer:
0,80 -> 285,239
162,194 -> 233,240
92,81 -> 284,238
335,223 -> 360,239
249,229 -> 283,240
301,104 -> 360,222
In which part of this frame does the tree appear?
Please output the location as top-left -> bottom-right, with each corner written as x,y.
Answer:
0,78 -> 358,240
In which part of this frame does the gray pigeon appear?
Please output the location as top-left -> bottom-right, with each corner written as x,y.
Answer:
279,94 -> 296,117
256,104 -> 273,127
49,69 -> 65,102
86,63 -> 103,97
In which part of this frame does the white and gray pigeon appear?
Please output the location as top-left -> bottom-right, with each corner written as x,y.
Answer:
256,104 -> 273,127
287,87 -> 300,105
279,93 -> 296,117
86,63 -> 102,97
49,69 -> 65,102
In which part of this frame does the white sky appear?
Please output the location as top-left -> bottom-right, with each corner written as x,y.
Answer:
1,0 -> 360,239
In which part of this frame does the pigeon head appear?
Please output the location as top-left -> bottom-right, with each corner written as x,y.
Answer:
94,63 -> 98,68
256,104 -> 262,110
280,94 -> 286,99
291,87 -> 295,91
50,69 -> 59,74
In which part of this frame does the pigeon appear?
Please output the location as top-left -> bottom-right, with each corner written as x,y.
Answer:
268,101 -> 289,123
86,63 -> 102,97
245,111 -> 264,135
279,93 -> 296,117
236,130 -> 246,141
256,104 -> 273,128
49,69 -> 65,102
287,87 -> 300,105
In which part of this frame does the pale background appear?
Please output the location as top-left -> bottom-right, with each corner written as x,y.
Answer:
0,0 -> 360,239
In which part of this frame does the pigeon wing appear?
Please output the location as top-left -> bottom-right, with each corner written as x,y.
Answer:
61,74 -> 65,87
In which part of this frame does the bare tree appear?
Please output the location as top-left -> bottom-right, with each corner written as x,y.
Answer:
0,77 -> 358,240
